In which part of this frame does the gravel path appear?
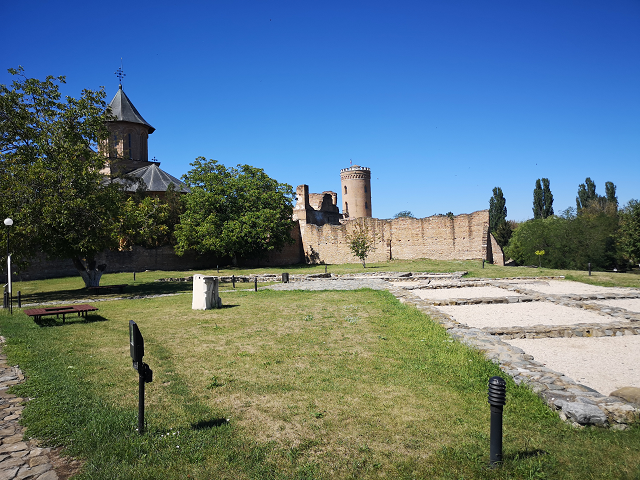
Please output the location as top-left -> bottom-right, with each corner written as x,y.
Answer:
434,302 -> 618,329
412,286 -> 523,300
507,336 -> 640,395
593,298 -> 640,313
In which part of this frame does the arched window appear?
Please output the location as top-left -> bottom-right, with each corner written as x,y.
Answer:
344,202 -> 349,212
344,186 -> 348,194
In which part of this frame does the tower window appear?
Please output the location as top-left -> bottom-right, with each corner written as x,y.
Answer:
365,202 -> 369,210
113,134 -> 118,157
128,134 -> 132,159
345,202 -> 348,212
344,186 -> 348,194
364,186 -> 367,193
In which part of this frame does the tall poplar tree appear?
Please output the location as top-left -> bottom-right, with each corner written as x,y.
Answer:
489,187 -> 507,234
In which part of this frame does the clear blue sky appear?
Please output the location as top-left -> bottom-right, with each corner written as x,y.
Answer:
2,0 -> 638,221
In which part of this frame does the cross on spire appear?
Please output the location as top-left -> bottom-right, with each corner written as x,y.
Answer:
115,59 -> 126,86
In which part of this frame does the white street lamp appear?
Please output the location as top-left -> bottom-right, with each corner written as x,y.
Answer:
4,218 -> 12,313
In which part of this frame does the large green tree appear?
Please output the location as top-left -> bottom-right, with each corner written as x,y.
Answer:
0,67 -> 122,286
489,187 -> 507,235
175,158 -> 295,264
533,178 -> 553,219
617,199 -> 640,266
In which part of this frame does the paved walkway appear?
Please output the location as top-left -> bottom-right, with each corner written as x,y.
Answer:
0,337 -> 59,480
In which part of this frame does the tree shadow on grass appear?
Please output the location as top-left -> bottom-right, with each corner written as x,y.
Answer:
191,418 -> 229,430
21,282 -> 193,305
34,314 -> 108,328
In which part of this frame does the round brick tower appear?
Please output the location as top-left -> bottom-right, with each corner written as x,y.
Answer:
340,165 -> 372,218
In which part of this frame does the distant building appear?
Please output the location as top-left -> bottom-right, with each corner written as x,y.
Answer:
340,165 -> 371,219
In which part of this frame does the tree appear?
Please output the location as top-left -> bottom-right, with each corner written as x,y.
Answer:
494,220 -> 514,248
489,187 -> 507,234
174,158 -> 295,264
346,219 -> 376,267
617,199 -> 640,266
0,67 -> 123,287
533,179 -> 544,219
533,178 -> 554,219
117,197 -> 172,250
394,211 -> 415,219
576,177 -> 598,213
605,181 -> 618,211
541,178 -> 554,218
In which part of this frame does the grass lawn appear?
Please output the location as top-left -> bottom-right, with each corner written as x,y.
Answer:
0,263 -> 639,478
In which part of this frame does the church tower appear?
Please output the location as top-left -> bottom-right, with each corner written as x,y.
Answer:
100,72 -> 156,176
340,165 -> 372,219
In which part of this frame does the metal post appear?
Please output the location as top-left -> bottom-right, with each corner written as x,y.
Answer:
325,265 -> 327,274
488,376 -> 507,467
254,277 -> 258,292
588,263 -> 591,276
232,275 -> 235,289
217,265 -> 219,274
133,271 -> 136,281
138,368 -> 145,434
17,291 -> 21,309
483,259 -> 485,269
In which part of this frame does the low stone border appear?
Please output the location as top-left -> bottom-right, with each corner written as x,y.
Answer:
387,284 -> 640,428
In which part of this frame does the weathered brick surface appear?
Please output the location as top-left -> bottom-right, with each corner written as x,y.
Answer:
296,210 -> 493,265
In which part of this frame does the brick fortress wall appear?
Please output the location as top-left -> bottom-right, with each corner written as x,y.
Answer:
296,210 -> 494,265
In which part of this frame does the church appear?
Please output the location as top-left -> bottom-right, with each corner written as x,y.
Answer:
99,75 -> 190,198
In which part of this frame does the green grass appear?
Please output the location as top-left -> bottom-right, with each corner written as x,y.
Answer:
1,270 -> 640,478
13,259 -> 639,305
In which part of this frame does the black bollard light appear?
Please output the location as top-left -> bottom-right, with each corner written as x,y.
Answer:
17,291 -> 21,309
588,262 -> 592,276
254,277 -> 258,292
483,259 -> 485,269
488,376 -> 507,467
325,265 -> 327,274
232,275 -> 235,289
133,271 -> 136,281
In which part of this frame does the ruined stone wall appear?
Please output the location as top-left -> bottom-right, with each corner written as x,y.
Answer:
489,233 -> 505,266
298,210 -> 491,264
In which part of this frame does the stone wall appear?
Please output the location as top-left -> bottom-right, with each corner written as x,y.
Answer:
298,210 -> 491,265
489,233 -> 505,266
14,246 -> 217,281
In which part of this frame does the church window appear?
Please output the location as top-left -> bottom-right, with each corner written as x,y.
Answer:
344,186 -> 347,194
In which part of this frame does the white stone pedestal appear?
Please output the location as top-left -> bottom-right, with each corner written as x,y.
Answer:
192,274 -> 222,310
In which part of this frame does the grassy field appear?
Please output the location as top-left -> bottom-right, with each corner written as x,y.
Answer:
1,262 -> 639,479
12,258 -> 640,305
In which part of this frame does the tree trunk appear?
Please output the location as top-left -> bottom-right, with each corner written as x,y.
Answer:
73,257 -> 107,288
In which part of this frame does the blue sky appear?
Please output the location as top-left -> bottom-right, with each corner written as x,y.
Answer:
2,0 -> 638,221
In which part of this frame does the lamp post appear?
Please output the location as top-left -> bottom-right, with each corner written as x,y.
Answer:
4,218 -> 13,314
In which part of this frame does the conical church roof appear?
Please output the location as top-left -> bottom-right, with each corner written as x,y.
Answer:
107,85 -> 155,134
114,163 -> 190,193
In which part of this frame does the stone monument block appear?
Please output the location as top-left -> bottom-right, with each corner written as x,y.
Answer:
192,274 -> 222,310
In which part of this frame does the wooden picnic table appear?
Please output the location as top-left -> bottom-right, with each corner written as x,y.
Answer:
23,304 -> 98,323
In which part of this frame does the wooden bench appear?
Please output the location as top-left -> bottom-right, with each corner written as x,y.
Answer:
86,284 -> 128,294
23,304 -> 98,323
